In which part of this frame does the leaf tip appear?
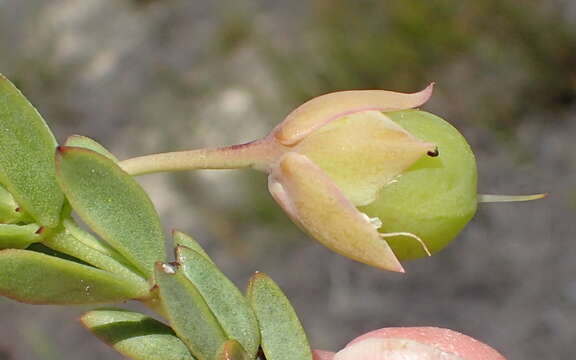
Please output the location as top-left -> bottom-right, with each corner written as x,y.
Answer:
56,145 -> 69,154
417,82 -> 435,105
156,261 -> 179,275
247,271 -> 266,292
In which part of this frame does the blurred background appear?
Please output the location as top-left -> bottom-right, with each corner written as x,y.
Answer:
0,0 -> 574,359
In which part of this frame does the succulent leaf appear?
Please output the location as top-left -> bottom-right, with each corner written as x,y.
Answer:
56,146 -> 166,277
155,262 -> 228,360
81,308 -> 196,360
0,223 -> 41,249
0,184 -> 24,223
0,249 -> 144,304
176,246 -> 260,358
65,135 -> 119,162
42,226 -> 150,294
0,74 -> 64,227
247,272 -> 313,360
173,230 -> 213,264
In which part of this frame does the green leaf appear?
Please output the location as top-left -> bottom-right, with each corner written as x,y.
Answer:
216,340 -> 250,360
0,74 -> 64,227
177,246 -> 260,359
247,272 -> 313,360
0,184 -> 22,223
65,135 -> 118,162
155,262 -> 228,360
42,225 -> 150,296
173,230 -> 212,263
56,146 -> 165,277
0,249 -> 146,304
27,242 -> 92,265
0,223 -> 41,249
62,218 -> 122,258
81,308 -> 196,360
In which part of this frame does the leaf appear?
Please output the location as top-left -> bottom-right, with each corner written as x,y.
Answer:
0,223 -> 41,249
247,272 -> 313,360
0,74 -> 64,227
155,262 -> 228,360
27,242 -> 92,265
42,226 -> 150,295
56,146 -> 165,277
177,246 -> 260,358
65,135 -> 118,162
62,217 -> 122,258
215,339 -> 250,360
0,249 -> 145,304
0,184 -> 23,223
173,230 -> 212,263
81,308 -> 196,360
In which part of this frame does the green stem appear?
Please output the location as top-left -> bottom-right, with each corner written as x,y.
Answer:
119,138 -> 284,176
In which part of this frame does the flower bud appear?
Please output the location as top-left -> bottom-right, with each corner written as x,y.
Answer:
267,86 -> 437,272
120,84 -> 543,272
359,109 -> 478,260
313,327 -> 506,360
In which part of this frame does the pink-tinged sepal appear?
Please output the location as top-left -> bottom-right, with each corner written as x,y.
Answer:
268,152 -> 404,272
293,110 -> 437,206
273,84 -> 434,146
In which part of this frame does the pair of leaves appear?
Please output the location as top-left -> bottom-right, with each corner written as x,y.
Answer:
42,220 -> 151,295
154,262 -> 314,360
1,73 -> 166,303
82,308 -> 249,360
155,239 -> 260,359
82,232 -> 259,360
0,139 -> 166,304
82,264 -> 312,360
83,232 -> 312,360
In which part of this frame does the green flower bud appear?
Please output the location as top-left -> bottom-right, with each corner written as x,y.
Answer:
120,85 -> 543,272
267,86 -> 437,272
359,110 -> 477,260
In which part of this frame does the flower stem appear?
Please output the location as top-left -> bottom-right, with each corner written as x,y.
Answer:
118,139 -> 282,176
